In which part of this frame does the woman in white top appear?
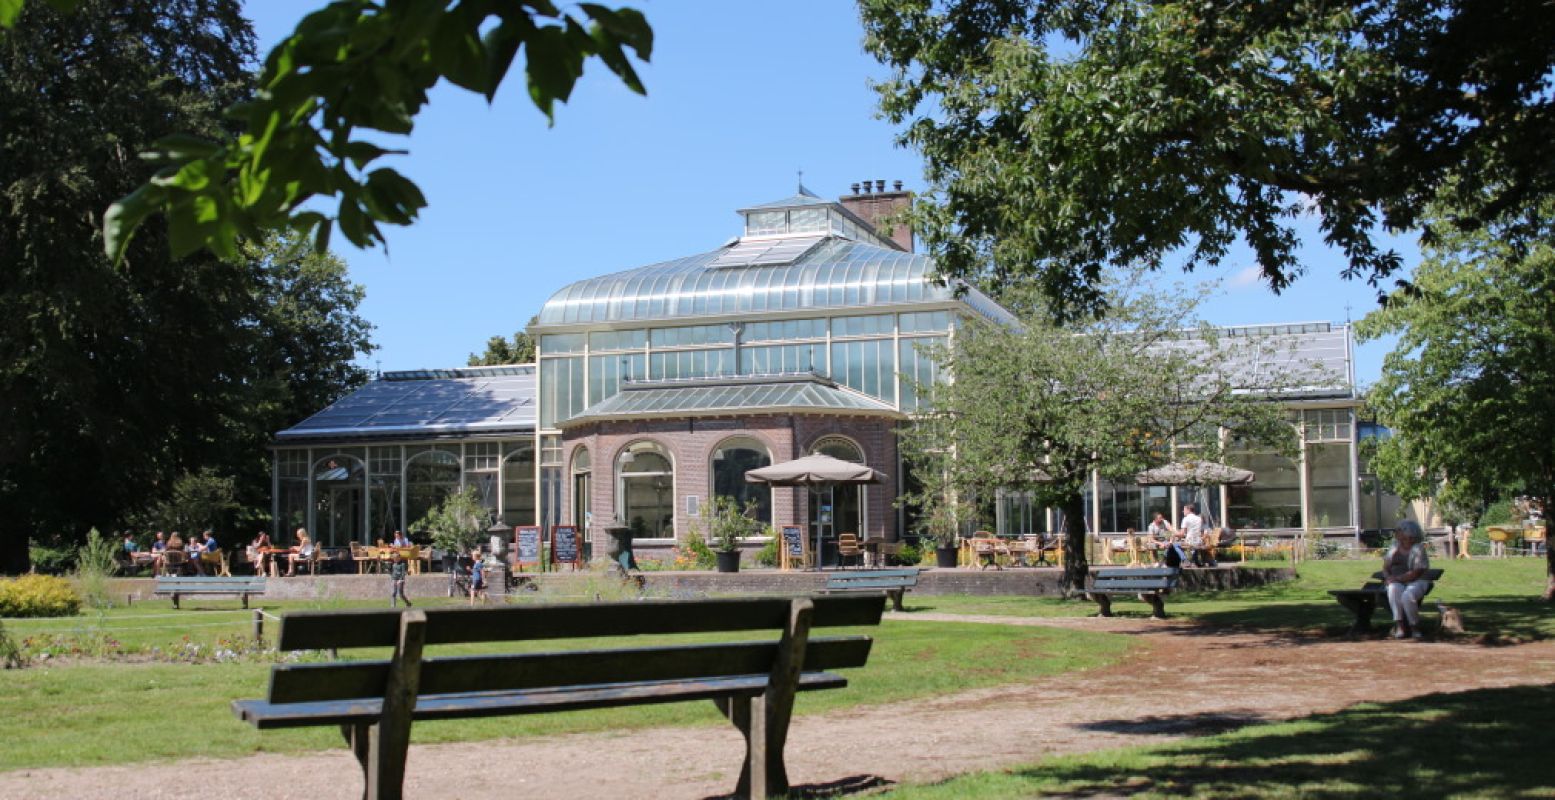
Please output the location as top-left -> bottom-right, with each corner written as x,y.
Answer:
285,528 -> 315,576
1383,520 -> 1433,639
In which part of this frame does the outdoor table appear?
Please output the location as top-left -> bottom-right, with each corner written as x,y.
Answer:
258,547 -> 292,577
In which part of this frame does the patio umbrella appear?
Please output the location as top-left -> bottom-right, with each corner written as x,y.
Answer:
746,454 -> 886,569
1135,460 -> 1254,529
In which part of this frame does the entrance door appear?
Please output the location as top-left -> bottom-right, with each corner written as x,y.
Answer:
809,437 -> 866,565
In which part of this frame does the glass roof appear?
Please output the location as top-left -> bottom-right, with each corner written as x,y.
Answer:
1152,322 -> 1354,399
538,236 -> 1012,326
559,373 -> 900,426
277,369 -> 536,441
709,235 -> 826,269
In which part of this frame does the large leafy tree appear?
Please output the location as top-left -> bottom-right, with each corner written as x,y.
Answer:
1357,199 -> 1555,600
903,281 -> 1302,591
861,0 -> 1555,318
468,328 -> 537,366
0,2 -> 372,572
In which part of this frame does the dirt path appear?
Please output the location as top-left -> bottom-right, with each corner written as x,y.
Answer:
6,614 -> 1553,799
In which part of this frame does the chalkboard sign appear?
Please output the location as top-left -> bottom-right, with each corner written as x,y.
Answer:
780,525 -> 807,570
551,525 -> 582,570
515,526 -> 542,570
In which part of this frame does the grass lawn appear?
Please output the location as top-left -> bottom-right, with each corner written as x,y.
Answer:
878,683 -> 1555,799
912,559 -> 1555,639
0,601 -> 1131,772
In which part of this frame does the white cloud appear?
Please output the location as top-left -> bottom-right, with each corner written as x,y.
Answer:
1228,265 -> 1263,290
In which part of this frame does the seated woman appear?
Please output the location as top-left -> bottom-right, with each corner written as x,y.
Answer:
391,530 -> 410,548
285,528 -> 315,577
248,531 -> 273,576
1383,520 -> 1433,640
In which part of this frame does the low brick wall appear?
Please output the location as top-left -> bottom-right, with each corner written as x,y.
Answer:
105,564 -> 1294,605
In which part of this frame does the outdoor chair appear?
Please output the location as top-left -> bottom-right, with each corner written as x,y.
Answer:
350,542 -> 374,574
160,549 -> 188,576
837,532 -> 864,568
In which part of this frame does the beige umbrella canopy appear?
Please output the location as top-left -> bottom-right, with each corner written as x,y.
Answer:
746,454 -> 885,569
1136,461 -> 1255,487
745,453 -> 887,487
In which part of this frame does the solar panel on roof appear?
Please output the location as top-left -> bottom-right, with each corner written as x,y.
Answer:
709,236 -> 825,269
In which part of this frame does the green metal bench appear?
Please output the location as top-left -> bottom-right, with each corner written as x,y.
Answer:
153,576 -> 266,609
1085,567 -> 1180,619
823,568 -> 919,612
233,595 -> 885,800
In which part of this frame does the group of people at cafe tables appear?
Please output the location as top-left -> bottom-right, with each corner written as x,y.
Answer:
119,528 -> 324,576
1127,504 -> 1220,568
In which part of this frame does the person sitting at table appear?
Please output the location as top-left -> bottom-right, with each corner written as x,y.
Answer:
1383,519 -> 1433,640
285,528 -> 315,576
148,531 -> 167,571
186,533 -> 207,575
198,530 -> 222,573
248,531 -> 273,576
391,530 -> 410,548
122,532 -> 139,555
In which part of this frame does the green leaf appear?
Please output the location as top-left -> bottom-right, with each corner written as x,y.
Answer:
338,141 -> 400,171
364,167 -> 427,224
580,5 -> 653,59
102,184 -> 164,264
429,5 -> 489,93
147,133 -> 221,162
481,15 -> 534,102
0,0 -> 23,28
524,25 -> 582,119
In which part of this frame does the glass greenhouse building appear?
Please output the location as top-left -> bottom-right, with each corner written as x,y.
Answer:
273,187 -> 1374,554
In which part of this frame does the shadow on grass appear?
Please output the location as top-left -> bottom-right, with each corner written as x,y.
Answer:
1073,711 -> 1268,737
1181,596 -> 1554,643
1012,685 -> 1555,799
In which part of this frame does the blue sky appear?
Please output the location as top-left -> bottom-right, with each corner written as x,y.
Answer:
245,1 -> 1410,386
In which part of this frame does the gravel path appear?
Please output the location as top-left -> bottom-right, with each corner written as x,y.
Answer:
5,613 -> 1552,799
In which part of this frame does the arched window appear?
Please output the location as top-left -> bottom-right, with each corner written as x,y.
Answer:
809,436 -> 865,540
405,448 -> 460,534
616,441 -> 674,539
501,442 -> 536,527
571,446 -> 592,529
712,436 -> 772,524
312,454 -> 365,547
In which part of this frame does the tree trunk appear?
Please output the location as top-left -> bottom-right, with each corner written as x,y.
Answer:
1060,493 -> 1089,596
0,527 -> 29,575
1543,493 -> 1554,602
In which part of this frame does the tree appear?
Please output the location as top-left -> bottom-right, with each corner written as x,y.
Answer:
468,329 -> 537,366
902,280 -> 1301,592
417,486 -> 493,556
0,1 -> 374,572
861,0 -> 1555,319
1356,198 -> 1555,600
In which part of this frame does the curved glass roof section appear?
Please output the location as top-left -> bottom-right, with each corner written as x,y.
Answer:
538,236 -> 1008,326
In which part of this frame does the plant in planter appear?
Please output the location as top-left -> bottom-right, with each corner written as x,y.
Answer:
702,496 -> 762,573
415,487 -> 493,571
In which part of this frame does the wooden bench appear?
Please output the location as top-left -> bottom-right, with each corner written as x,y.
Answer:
1328,569 -> 1445,634
233,594 -> 886,800
1085,567 -> 1180,619
823,568 -> 919,612
154,576 -> 266,609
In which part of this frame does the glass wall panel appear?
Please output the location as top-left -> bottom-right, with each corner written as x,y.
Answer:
740,343 -> 822,375
501,444 -> 536,528
711,437 -> 772,524
589,353 -> 647,404
589,329 -> 646,351
1303,408 -> 1352,441
898,310 -> 951,334
833,314 -> 894,337
1227,450 -> 1302,528
368,446 -> 401,542
997,491 -> 1039,536
405,449 -> 460,533
744,318 -> 826,343
1306,441 -> 1353,527
789,207 -> 826,232
1097,480 -> 1145,533
539,333 -> 586,354
539,357 -> 584,428
745,210 -> 786,235
898,336 -> 944,411
313,455 -> 365,546
278,479 -> 308,539
651,324 -> 732,348
829,339 -> 897,402
649,348 -> 733,380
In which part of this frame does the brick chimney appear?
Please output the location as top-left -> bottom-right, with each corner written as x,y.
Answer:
839,179 -> 913,252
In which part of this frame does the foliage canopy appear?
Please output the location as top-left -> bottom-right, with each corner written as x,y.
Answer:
861,0 -> 1555,318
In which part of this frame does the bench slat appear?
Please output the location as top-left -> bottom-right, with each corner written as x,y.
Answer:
1088,580 -> 1175,592
828,569 -> 920,579
155,577 -> 264,584
237,671 -> 849,730
824,578 -> 917,590
1093,568 -> 1178,579
277,594 -> 885,651
267,635 -> 873,704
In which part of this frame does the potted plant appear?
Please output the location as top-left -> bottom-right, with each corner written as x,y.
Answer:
923,499 -> 962,568
704,496 -> 759,573
414,487 -> 492,586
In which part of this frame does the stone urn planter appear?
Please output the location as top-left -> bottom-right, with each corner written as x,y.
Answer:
714,550 -> 741,573
601,521 -> 637,573
935,544 -> 959,569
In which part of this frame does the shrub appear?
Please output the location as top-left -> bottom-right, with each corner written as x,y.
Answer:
27,539 -> 75,575
0,574 -> 83,618
679,532 -> 716,570
896,543 -> 921,567
754,535 -> 780,568
76,528 -> 120,609
0,621 -> 26,669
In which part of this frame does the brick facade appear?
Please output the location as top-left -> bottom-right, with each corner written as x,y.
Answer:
560,414 -> 901,554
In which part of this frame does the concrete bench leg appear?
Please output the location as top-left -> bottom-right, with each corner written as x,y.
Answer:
887,589 -> 905,612
1090,593 -> 1113,617
1142,593 -> 1167,619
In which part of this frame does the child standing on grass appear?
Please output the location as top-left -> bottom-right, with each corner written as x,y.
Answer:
468,548 -> 485,605
389,550 -> 412,607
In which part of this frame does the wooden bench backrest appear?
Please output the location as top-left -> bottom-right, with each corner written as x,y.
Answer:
269,595 -> 883,706
826,570 -> 919,589
1094,567 -> 1178,580
1369,569 -> 1444,582
156,576 -> 264,587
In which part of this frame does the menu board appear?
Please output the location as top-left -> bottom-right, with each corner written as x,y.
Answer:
551,525 -> 582,570
515,526 -> 543,570
779,525 -> 806,570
